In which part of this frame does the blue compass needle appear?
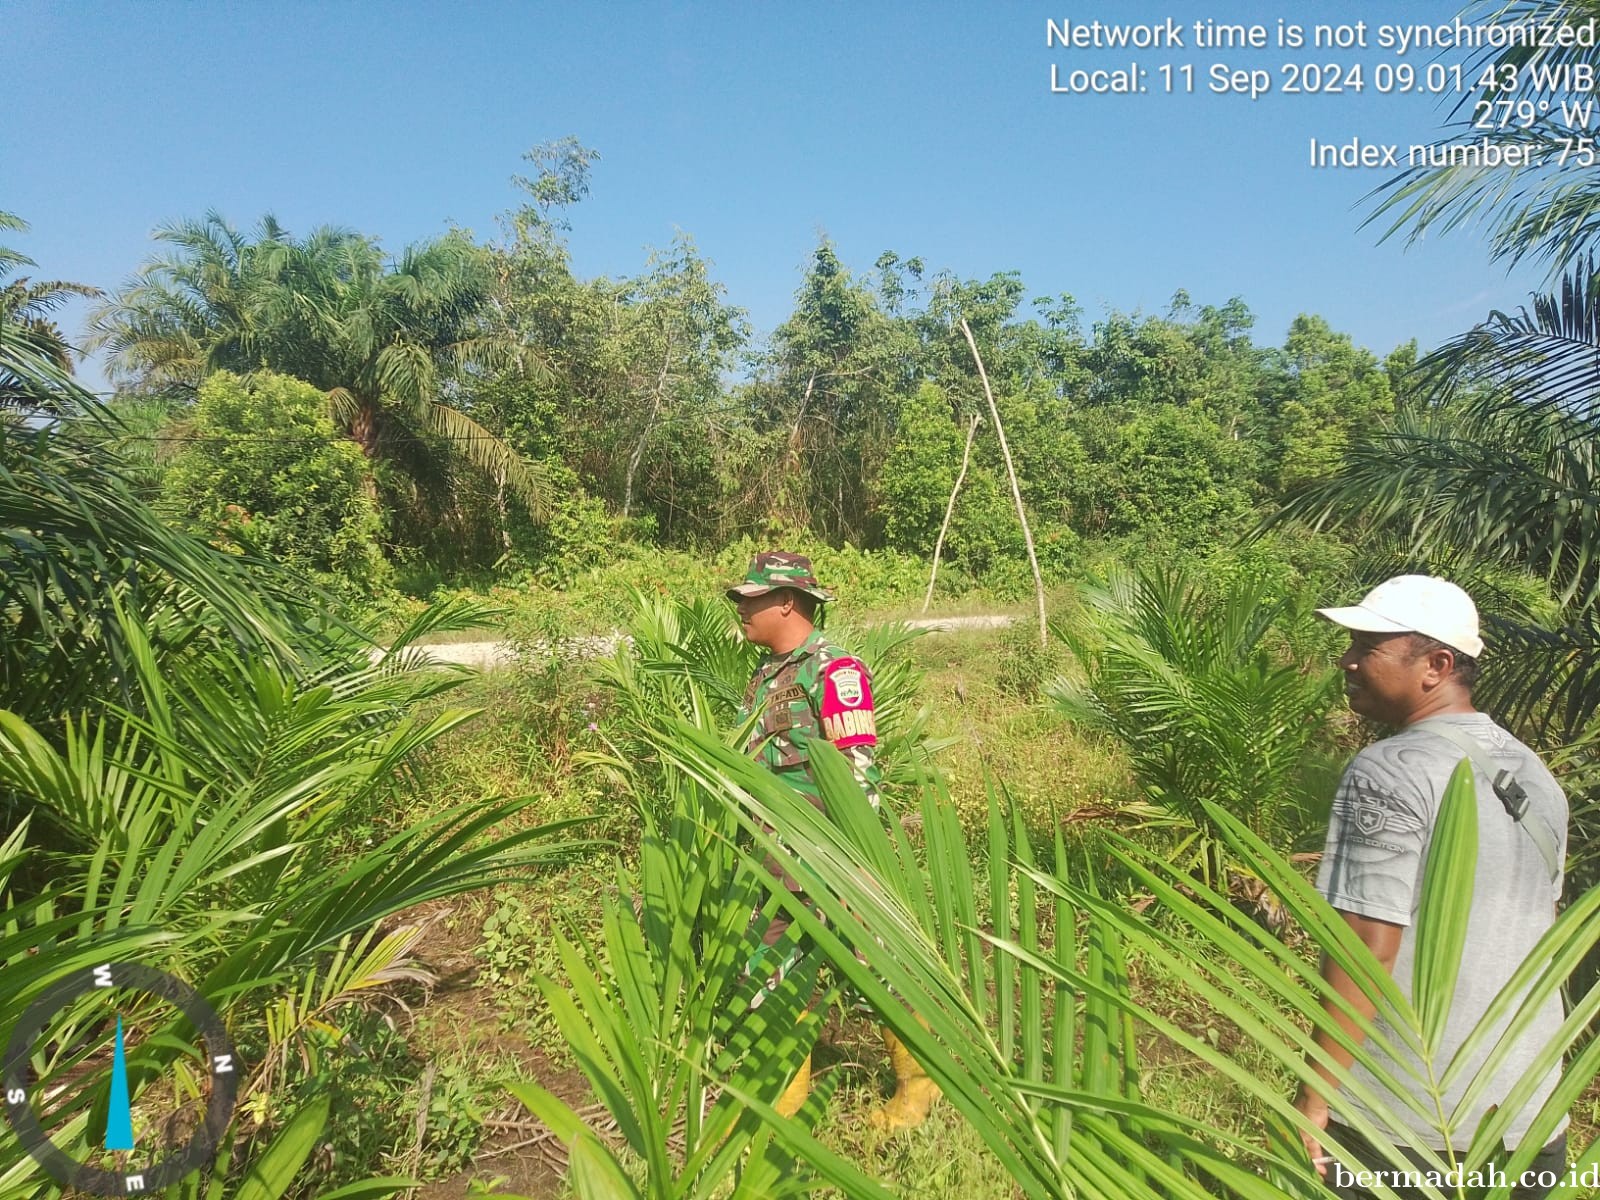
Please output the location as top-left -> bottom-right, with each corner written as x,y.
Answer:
105,1015 -> 134,1152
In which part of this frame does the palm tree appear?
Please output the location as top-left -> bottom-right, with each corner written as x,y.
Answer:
87,210 -> 266,388
1049,567 -> 1343,886
1345,4 -> 1600,740
0,374 -> 591,1196
90,211 -> 549,515
0,210 -> 100,410
1278,256 -> 1600,742
1366,0 -> 1600,273
0,602 -> 587,1197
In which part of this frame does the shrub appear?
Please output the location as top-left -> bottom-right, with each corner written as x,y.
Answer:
515,459 -> 622,586
714,537 -> 930,611
995,618 -> 1065,700
880,382 -> 966,554
161,370 -> 391,595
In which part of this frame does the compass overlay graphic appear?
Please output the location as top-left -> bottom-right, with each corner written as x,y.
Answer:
4,962 -> 239,1197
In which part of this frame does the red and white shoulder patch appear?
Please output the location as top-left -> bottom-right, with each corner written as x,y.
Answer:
820,657 -> 876,747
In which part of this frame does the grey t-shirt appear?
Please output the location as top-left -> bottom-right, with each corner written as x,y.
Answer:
1315,712 -> 1568,1151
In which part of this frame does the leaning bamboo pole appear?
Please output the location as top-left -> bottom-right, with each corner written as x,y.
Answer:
959,318 -> 1047,646
922,412 -> 981,613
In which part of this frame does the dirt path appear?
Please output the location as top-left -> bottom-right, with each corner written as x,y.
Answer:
383,613 -> 1018,671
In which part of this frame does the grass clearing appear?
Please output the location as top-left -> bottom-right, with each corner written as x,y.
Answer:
906,624 -> 1134,838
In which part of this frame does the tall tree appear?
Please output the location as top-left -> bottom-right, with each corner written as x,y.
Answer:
463,141 -> 624,562
1267,314 -> 1395,491
612,235 -> 748,533
90,212 -> 548,515
479,144 -> 749,545
759,241 -> 917,542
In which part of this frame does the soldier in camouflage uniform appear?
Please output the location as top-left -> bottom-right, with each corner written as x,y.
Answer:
727,550 -> 939,1130
730,552 -> 882,812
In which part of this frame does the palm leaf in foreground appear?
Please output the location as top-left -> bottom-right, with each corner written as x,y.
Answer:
505,684 -> 882,1199
657,723 -> 1600,1199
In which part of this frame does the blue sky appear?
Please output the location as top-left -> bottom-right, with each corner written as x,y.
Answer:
6,2 -> 1550,390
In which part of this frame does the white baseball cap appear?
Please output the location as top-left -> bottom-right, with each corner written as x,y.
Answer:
1316,575 -> 1484,658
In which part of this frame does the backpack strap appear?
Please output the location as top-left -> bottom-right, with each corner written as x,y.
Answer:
1409,717 -> 1560,884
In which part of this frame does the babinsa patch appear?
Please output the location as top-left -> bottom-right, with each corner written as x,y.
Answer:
831,666 -> 865,708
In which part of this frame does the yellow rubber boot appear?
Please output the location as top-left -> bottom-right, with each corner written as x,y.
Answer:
868,1025 -> 940,1131
774,1053 -> 811,1118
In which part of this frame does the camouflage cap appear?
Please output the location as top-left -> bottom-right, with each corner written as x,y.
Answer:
724,551 -> 834,603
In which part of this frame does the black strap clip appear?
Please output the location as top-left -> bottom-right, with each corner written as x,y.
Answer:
1494,770 -> 1530,821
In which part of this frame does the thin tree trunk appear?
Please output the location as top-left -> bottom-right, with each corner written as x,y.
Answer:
623,346 -> 671,519
790,370 -> 816,456
923,413 -> 980,613
777,370 -> 817,528
959,318 -> 1047,646
495,465 -> 511,553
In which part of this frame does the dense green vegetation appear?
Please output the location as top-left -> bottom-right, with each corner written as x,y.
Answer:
8,10 -> 1600,1194
34,146 -> 1397,597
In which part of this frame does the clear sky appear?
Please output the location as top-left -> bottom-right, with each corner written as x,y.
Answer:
5,1 -> 1552,390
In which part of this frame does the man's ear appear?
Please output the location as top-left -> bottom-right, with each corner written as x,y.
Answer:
1425,646 -> 1458,683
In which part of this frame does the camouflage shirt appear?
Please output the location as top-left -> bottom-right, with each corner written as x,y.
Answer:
740,630 -> 880,806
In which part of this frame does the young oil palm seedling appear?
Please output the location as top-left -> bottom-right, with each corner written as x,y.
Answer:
501,595 -> 898,1198
653,724 -> 1600,1200
0,607 -> 591,1197
1049,566 -> 1343,892
0,399 -> 591,1198
504,750 -> 862,1199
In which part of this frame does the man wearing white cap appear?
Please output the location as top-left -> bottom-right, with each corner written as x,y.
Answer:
1294,576 -> 1569,1199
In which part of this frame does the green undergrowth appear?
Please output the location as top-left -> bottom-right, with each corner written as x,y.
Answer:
470,866 -> 611,1059
362,541 -> 1075,646
290,862 -> 618,1193
406,593 -> 1140,849
907,625 -> 1135,840
410,660 -> 623,836
361,587 -> 1600,1197
360,529 -> 1345,658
